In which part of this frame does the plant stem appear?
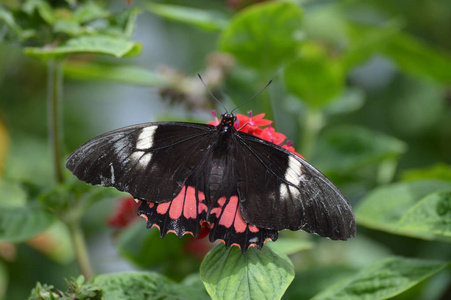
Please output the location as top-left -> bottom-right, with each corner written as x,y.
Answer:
67,220 -> 94,280
299,107 -> 324,159
47,59 -> 65,183
47,59 -> 94,279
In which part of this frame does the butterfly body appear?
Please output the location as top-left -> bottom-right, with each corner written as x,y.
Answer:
67,113 -> 355,253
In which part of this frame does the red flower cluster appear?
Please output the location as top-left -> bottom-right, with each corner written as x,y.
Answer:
208,110 -> 304,159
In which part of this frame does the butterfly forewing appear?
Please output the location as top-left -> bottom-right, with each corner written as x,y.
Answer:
235,132 -> 356,240
66,122 -> 215,203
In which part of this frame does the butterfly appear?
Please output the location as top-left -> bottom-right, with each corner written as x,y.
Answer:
66,82 -> 356,254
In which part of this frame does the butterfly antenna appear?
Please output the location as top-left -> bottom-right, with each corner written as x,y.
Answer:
231,80 -> 272,114
198,73 -> 228,113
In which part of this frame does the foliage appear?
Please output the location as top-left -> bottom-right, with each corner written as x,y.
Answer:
0,0 -> 450,299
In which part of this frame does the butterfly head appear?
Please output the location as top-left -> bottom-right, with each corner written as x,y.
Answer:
220,113 -> 237,128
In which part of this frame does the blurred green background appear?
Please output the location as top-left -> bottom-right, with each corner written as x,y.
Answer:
0,0 -> 450,299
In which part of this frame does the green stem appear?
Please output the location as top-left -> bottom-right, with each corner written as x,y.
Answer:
67,220 -> 94,280
47,59 -> 65,183
47,59 -> 93,279
298,107 -> 324,159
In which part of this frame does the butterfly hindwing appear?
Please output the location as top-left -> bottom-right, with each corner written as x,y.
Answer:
235,132 -> 356,240
66,122 -> 215,203
137,185 -> 209,238
208,194 -> 278,253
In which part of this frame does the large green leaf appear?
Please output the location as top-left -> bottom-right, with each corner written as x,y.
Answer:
64,61 -> 172,87
200,245 -> 294,300
312,257 -> 449,300
384,32 -> 451,84
266,238 -> 313,256
91,271 -> 209,300
284,47 -> 345,108
219,2 -> 303,71
147,3 -> 229,31
355,180 -> 451,240
0,205 -> 56,243
398,189 -> 451,238
24,35 -> 142,59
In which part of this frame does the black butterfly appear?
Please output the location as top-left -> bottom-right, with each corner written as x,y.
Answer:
66,85 -> 355,254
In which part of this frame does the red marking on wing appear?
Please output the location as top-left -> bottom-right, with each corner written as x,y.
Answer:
183,186 -> 197,219
216,196 -> 247,233
140,214 -> 148,221
231,207 -> 247,234
210,197 -> 226,216
156,202 -> 170,214
248,224 -> 259,233
198,191 -> 208,214
218,197 -> 235,228
148,202 -> 154,208
169,186 -> 185,219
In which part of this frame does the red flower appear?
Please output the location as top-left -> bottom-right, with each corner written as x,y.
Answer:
107,197 -> 140,229
259,126 -> 286,145
236,111 -> 272,134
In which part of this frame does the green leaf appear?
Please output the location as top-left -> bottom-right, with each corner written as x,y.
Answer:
284,46 -> 345,108
312,256 -> 449,300
219,2 -> 303,71
24,35 -> 142,59
0,180 -> 27,207
147,3 -> 229,31
383,32 -> 451,84
63,61 -> 172,87
401,163 -> 451,183
355,180 -> 451,240
0,205 -> 56,243
313,125 -> 406,174
53,19 -> 84,36
285,266 -> 357,300
0,7 -> 35,41
266,238 -> 313,255
200,245 -> 294,300
22,0 -> 55,25
112,8 -> 141,38
91,271 -> 208,300
398,189 -> 451,238
73,1 -> 109,23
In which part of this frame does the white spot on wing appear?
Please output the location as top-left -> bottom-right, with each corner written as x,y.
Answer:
249,237 -> 259,243
130,151 -> 152,169
285,156 -> 302,183
136,126 -> 157,150
280,184 -> 300,199
110,163 -> 115,184
280,156 -> 302,199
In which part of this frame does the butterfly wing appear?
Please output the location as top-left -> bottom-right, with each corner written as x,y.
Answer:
67,122 -> 219,238
235,132 -> 356,240
66,122 -> 215,203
